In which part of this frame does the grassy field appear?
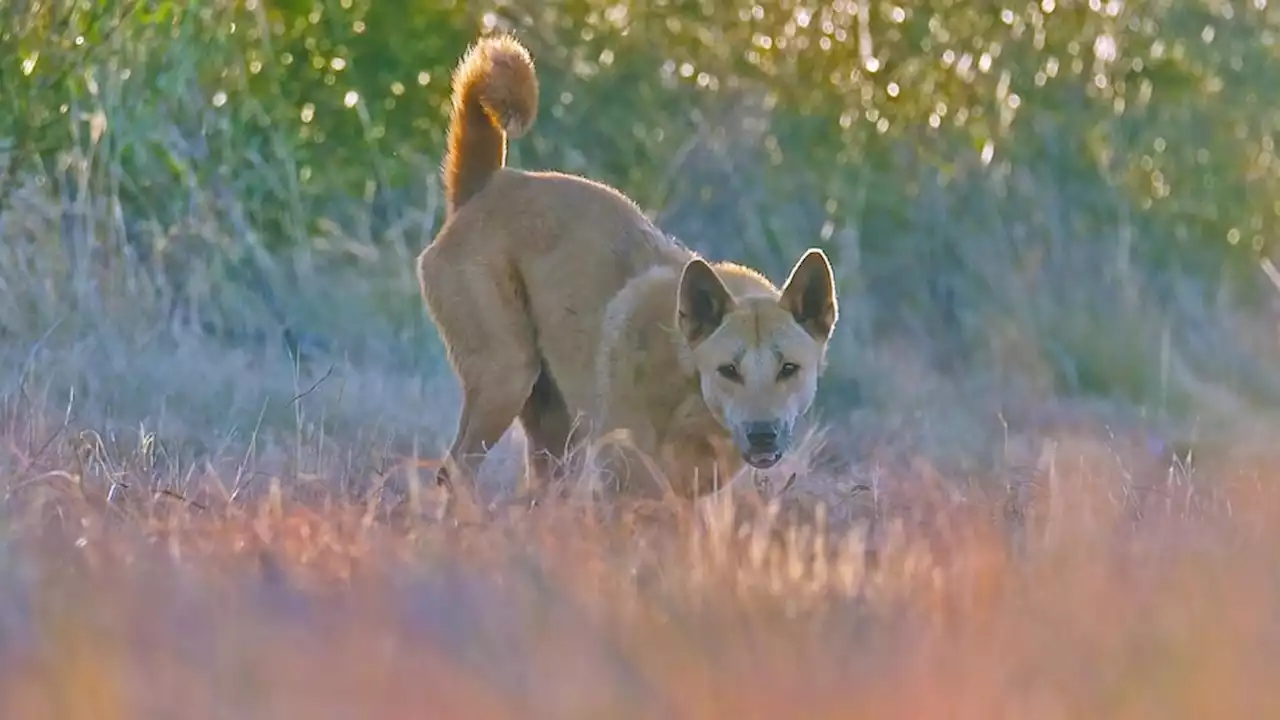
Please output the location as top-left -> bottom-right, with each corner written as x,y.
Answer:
7,2 -> 1280,717
4,184 -> 1280,717
3,379 -> 1280,718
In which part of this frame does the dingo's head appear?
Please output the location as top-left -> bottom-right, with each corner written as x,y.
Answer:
677,249 -> 838,470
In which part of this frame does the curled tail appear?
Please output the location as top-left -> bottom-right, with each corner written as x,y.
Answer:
442,34 -> 539,216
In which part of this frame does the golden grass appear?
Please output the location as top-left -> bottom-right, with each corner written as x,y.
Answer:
8,28 -> 1280,715
2,415 -> 1279,720
4,150 -> 1280,717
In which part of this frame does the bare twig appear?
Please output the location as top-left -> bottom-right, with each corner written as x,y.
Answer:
289,363 -> 335,405
777,472 -> 799,497
157,488 -> 207,511
230,397 -> 270,505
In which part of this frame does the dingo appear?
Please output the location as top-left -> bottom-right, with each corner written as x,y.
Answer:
418,35 -> 838,509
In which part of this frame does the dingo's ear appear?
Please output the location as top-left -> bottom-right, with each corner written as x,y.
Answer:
780,249 -> 838,340
678,258 -> 734,345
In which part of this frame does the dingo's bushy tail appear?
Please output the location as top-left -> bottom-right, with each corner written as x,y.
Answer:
442,34 -> 539,216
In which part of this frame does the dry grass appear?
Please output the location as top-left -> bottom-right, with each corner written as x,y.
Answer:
7,58 -> 1280,715
4,172 -> 1280,719
2,395 -> 1280,719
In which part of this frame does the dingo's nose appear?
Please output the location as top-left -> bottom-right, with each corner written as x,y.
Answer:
744,424 -> 779,452
741,422 -> 784,469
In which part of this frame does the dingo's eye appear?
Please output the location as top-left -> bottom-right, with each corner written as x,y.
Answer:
777,362 -> 801,381
716,364 -> 742,382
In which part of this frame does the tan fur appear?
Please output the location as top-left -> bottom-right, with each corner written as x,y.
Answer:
594,251 -> 838,497
418,35 -> 838,508
442,34 -> 539,215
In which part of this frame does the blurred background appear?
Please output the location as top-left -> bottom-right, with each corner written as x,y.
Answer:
5,0 -> 1280,489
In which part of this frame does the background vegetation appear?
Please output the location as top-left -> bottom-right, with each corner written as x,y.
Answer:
4,2 -> 1280,716
8,0 -> 1280,467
